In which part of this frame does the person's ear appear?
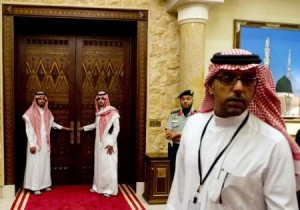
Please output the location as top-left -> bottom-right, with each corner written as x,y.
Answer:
208,82 -> 215,95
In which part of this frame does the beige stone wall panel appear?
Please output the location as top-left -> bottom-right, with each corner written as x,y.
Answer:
147,128 -> 167,153
147,2 -> 180,153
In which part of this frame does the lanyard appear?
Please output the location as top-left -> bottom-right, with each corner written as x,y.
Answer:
193,112 -> 250,203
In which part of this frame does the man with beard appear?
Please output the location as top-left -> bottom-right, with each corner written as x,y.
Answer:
79,91 -> 120,197
23,91 -> 72,196
165,89 -> 198,180
166,49 -> 300,210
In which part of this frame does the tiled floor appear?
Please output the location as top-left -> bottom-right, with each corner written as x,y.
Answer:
136,194 -> 166,210
0,198 -> 14,210
136,183 -> 166,210
0,183 -> 167,210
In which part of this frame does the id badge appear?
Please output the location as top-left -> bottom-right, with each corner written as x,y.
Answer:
188,200 -> 201,210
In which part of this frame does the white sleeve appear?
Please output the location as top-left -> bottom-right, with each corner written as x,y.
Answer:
22,114 -> 37,148
105,117 -> 120,146
83,123 -> 96,131
264,138 -> 298,209
111,118 -> 120,139
166,126 -> 186,210
50,115 -> 63,129
52,122 -> 63,129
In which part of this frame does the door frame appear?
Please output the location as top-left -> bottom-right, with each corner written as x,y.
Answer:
2,4 -> 148,189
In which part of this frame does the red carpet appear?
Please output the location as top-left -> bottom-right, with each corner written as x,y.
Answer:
10,184 -> 146,210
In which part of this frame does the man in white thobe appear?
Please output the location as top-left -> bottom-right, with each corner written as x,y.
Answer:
23,91 -> 72,195
80,91 -> 120,197
166,49 -> 299,210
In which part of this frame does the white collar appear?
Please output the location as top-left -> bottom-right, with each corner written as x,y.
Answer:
212,110 -> 248,127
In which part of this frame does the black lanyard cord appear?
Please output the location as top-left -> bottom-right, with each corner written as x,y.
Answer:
198,112 -> 250,186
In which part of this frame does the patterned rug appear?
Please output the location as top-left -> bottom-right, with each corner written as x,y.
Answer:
10,184 -> 145,210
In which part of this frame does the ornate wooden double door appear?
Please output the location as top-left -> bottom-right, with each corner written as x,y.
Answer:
16,34 -> 132,184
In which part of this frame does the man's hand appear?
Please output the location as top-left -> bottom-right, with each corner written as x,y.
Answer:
105,145 -> 114,155
63,126 -> 73,131
165,129 -> 181,142
165,129 -> 172,140
30,146 -> 36,154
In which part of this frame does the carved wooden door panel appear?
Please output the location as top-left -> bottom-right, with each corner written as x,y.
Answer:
74,37 -> 131,184
18,35 -> 76,184
18,35 -> 131,184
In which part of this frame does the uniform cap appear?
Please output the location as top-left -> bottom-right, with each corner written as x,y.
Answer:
178,90 -> 194,98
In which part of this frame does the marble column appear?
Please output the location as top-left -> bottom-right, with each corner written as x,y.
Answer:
177,3 -> 209,108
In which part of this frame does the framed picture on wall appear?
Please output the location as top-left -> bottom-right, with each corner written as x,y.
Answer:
234,19 -> 300,120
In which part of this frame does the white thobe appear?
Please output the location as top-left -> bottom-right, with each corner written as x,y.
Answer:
83,112 -> 120,195
166,111 -> 298,210
22,108 -> 63,191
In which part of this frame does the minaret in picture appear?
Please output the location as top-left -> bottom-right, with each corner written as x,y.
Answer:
286,49 -> 291,79
285,49 -> 292,114
275,48 -> 299,117
264,37 -> 270,68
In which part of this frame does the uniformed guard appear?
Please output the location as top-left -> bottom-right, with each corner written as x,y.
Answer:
165,89 -> 198,180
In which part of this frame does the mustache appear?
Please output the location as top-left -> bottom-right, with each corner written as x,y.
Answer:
226,97 -> 245,104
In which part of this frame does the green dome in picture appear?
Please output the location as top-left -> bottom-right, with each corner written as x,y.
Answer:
276,76 -> 293,93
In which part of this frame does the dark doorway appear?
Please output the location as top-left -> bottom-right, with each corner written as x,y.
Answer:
15,17 -> 135,186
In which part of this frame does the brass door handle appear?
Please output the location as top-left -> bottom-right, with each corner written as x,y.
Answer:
70,121 -> 74,144
77,121 -> 81,144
